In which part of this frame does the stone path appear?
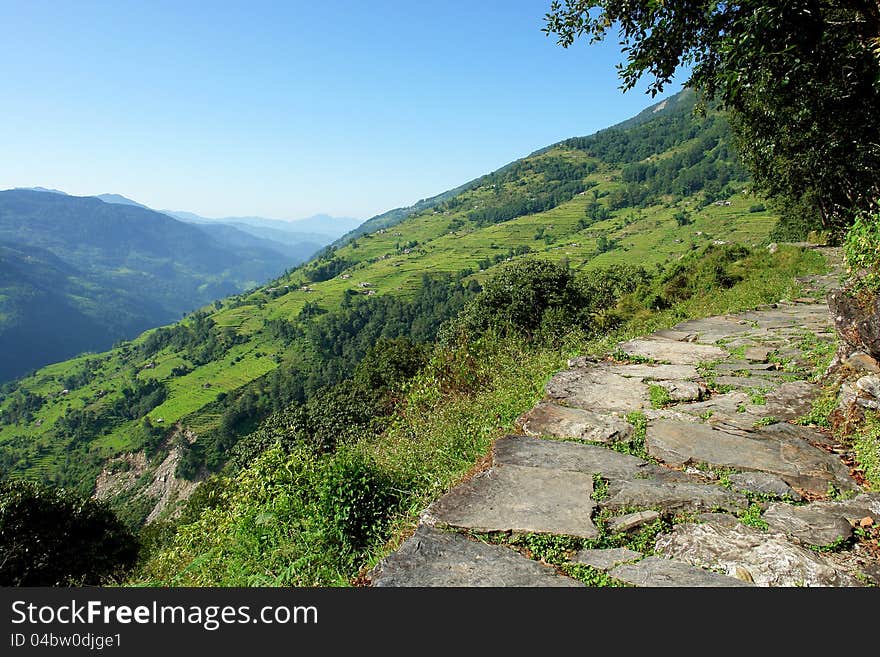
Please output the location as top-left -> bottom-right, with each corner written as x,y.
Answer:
369,249 -> 880,587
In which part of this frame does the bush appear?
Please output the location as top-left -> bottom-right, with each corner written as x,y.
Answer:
450,260 -> 585,340
315,447 -> 399,551
844,210 -> 880,293
0,479 -> 138,586
353,337 -> 429,395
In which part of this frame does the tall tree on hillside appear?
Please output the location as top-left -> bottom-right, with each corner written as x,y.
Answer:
544,1 -> 880,237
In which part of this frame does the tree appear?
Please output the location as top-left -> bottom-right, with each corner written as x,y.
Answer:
544,1 -> 880,236
0,480 -> 138,586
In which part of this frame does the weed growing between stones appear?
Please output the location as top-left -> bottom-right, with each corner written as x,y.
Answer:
622,412 -> 648,459
737,503 -> 769,530
649,384 -> 673,409
592,474 -> 609,501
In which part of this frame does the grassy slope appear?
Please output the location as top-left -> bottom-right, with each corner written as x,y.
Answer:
0,95 -> 773,488
135,245 -> 826,586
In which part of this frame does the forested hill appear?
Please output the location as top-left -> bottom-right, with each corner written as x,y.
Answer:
0,191 -> 298,380
0,88 -> 774,520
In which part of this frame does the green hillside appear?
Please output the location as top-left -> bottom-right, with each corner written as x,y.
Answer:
0,191 -> 299,381
0,89 -> 777,503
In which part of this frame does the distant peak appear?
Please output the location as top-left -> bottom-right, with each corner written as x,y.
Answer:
94,193 -> 149,209
11,186 -> 68,195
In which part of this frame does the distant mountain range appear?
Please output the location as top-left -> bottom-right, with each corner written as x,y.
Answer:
0,189 -> 362,381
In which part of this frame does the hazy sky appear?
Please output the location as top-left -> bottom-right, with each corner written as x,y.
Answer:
0,1 -> 685,220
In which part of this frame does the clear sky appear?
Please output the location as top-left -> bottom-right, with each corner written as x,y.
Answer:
0,0 -> 685,220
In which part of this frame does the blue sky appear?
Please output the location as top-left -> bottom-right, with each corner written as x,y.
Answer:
0,1 -> 686,220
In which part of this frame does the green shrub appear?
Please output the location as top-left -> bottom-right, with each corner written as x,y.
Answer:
0,479 -> 138,586
453,259 -> 583,339
844,210 -> 880,293
315,447 -> 399,551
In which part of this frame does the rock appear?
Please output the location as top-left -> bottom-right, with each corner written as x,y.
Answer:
760,381 -> 822,420
654,380 -> 708,402
856,375 -> 880,397
646,419 -> 857,495
858,397 -> 880,410
714,361 -> 778,374
671,316 -> 758,343
744,346 -> 773,362
763,503 -> 853,546
545,362 -> 699,413
369,525 -> 584,587
517,403 -> 632,444
696,512 -> 740,527
601,478 -> 747,514
846,351 -> 880,374
828,288 -> 880,361
856,375 -> 880,409
617,338 -> 727,365
606,510 -> 660,534
605,363 -> 701,380
807,494 -> 880,522
573,547 -> 642,570
423,464 -> 600,539
492,434 -> 648,480
655,520 -> 860,587
711,375 -> 776,390
608,556 -> 752,587
727,472 -> 802,501
546,366 -> 651,412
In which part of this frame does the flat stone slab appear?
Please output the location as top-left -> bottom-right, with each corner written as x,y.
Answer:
712,375 -> 776,390
744,346 -> 774,362
424,464 -> 599,539
546,367 -> 650,412
369,525 -> 583,587
605,363 -> 701,380
728,472 -> 802,501
573,547 -> 642,570
764,503 -> 853,546
646,419 -> 857,495
671,316 -> 757,343
517,403 -> 632,444
606,510 -> 660,534
608,556 -> 752,587
617,338 -> 728,365
601,478 -> 747,514
493,434 -> 649,480
714,361 -> 778,374
761,381 -> 821,419
696,512 -> 740,527
656,520 -> 860,587
654,380 -> 708,402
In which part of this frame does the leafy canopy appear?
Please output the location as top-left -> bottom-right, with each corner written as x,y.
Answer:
544,1 -> 880,235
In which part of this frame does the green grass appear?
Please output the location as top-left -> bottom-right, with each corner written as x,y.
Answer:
853,412 -> 880,491
649,384 -> 673,409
